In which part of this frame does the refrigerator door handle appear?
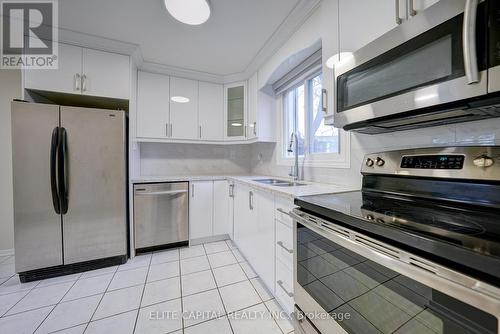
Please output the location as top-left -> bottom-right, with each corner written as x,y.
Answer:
58,127 -> 69,214
50,127 -> 61,214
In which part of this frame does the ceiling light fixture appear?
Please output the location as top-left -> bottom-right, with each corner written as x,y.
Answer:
171,96 -> 190,103
164,0 -> 211,25
231,123 -> 243,127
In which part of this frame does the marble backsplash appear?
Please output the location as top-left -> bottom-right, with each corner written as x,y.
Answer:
139,142 -> 252,176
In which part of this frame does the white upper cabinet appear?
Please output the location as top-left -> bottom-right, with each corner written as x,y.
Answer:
247,72 -> 276,142
407,0 -> 440,18
137,71 -> 170,139
224,82 -> 247,140
170,77 -> 199,139
24,43 -> 83,95
198,81 -> 224,141
339,0 -> 398,54
81,48 -> 130,99
247,74 -> 258,140
24,43 -> 130,99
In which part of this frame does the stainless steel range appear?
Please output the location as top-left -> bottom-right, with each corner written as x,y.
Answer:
291,147 -> 500,334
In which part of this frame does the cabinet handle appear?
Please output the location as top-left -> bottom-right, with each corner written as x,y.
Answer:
408,0 -> 417,16
244,125 -> 247,138
277,241 -> 293,254
321,89 -> 327,113
229,184 -> 234,197
249,191 -> 254,210
199,125 -> 202,139
276,208 -> 292,217
166,123 -> 169,137
81,74 -> 87,92
395,0 -> 403,24
74,74 -> 81,91
170,123 -> 173,137
253,122 -> 257,136
277,280 -> 294,297
191,184 -> 194,198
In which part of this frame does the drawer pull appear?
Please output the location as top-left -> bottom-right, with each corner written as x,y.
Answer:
276,208 -> 292,217
277,241 -> 293,254
277,280 -> 294,297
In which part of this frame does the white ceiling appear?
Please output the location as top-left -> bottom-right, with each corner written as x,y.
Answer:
58,0 -> 301,76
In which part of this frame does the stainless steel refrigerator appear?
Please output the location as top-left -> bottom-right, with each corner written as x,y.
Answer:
11,101 -> 127,282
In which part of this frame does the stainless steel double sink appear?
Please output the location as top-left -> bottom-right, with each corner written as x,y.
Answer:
253,178 -> 307,187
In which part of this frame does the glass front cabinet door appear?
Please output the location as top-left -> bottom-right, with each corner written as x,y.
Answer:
224,82 -> 247,139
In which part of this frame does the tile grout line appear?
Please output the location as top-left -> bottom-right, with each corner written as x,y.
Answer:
32,274 -> 82,334
2,276 -> 71,318
178,247 -> 185,334
204,242 -> 236,334
228,242 -> 288,334
131,252 -> 154,334
81,262 -> 120,333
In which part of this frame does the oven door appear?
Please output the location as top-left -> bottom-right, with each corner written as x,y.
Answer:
291,209 -> 500,334
334,0 -> 488,129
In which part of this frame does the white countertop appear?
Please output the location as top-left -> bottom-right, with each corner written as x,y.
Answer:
131,175 -> 357,199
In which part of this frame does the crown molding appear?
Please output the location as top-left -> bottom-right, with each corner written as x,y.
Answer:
58,28 -> 140,56
56,0 -> 321,84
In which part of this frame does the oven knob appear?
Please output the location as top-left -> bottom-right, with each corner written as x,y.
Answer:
366,158 -> 375,167
366,214 -> 374,221
376,157 -> 385,167
473,155 -> 494,168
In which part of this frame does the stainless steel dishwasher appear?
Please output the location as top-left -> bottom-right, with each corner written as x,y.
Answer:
134,182 -> 189,252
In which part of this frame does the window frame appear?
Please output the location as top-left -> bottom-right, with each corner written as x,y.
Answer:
277,71 -> 350,169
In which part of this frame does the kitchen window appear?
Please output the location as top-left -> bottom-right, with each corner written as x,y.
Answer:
280,72 -> 349,168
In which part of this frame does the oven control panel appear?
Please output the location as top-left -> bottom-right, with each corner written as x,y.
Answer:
401,155 -> 465,169
361,147 -> 500,181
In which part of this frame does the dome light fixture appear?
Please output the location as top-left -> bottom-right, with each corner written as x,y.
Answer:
171,96 -> 190,103
164,0 -> 211,25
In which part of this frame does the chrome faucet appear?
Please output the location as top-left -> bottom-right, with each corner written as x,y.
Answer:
287,132 -> 300,181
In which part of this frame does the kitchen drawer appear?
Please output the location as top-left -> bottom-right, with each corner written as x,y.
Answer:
276,219 -> 293,270
275,258 -> 294,314
275,195 -> 295,225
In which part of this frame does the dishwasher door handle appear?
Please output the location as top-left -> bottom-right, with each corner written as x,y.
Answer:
135,190 -> 188,196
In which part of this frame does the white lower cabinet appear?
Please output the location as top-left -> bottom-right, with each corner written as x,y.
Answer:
189,180 -> 233,241
274,196 -> 295,313
189,181 -> 214,239
253,190 -> 275,290
233,183 -> 278,296
213,180 -> 233,237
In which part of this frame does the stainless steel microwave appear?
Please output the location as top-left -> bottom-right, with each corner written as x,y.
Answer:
334,0 -> 500,134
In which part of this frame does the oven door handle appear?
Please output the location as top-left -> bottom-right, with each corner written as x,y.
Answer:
463,0 -> 479,84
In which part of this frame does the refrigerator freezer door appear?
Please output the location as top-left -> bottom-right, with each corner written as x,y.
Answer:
134,182 -> 189,249
11,102 -> 63,272
60,106 -> 126,264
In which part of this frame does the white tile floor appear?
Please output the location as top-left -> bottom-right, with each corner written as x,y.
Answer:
0,240 -> 295,334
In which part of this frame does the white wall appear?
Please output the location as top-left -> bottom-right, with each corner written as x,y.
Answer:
140,143 -> 252,176
0,70 -> 21,253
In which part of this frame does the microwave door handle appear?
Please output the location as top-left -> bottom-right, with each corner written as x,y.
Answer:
463,0 -> 479,84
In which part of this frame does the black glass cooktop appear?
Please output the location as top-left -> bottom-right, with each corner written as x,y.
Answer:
295,190 -> 500,284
